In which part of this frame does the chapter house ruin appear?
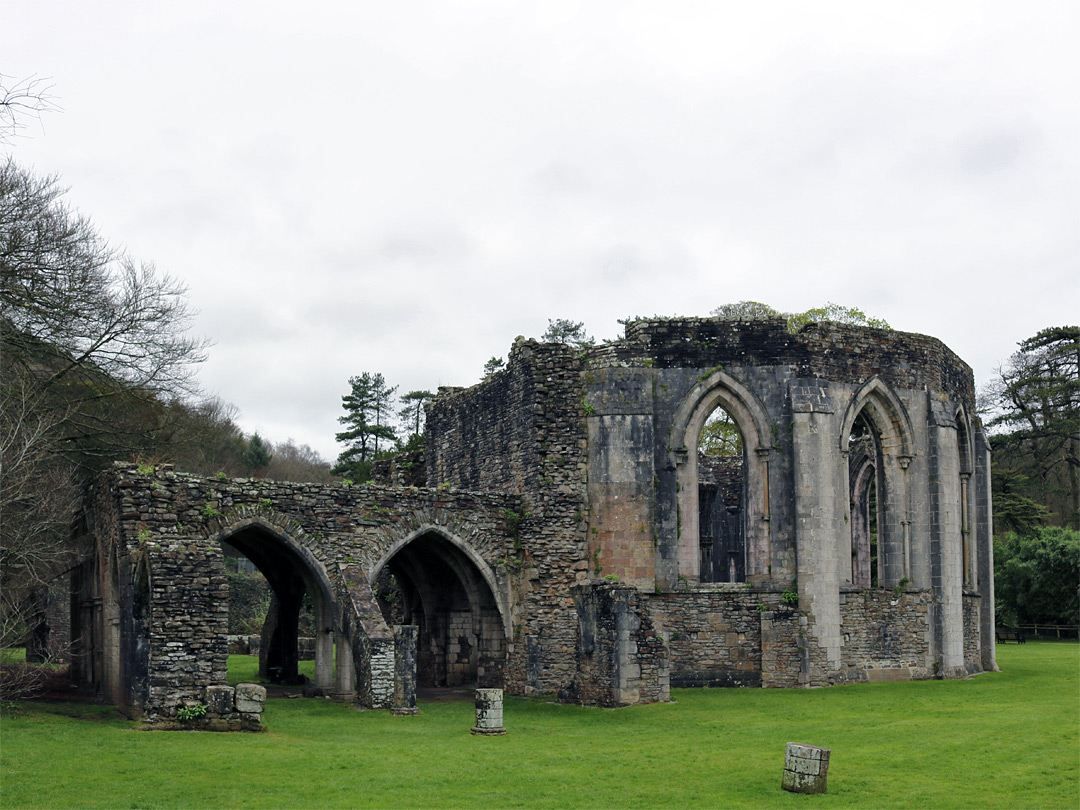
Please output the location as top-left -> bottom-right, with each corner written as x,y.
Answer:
72,317 -> 995,726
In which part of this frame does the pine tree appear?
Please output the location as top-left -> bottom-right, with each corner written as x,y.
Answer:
541,318 -> 593,347
397,390 -> 434,451
483,356 -> 505,378
332,372 -> 397,481
985,326 -> 1080,530
243,432 -> 273,475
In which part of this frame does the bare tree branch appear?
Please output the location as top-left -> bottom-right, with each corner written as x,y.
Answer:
0,74 -> 60,144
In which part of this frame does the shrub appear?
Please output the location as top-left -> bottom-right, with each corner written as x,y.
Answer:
994,527 -> 1080,626
176,704 -> 207,722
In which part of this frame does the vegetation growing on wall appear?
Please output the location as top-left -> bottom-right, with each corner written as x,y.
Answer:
709,300 -> 892,332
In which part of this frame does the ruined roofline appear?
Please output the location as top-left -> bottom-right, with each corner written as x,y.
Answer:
620,315 -> 969,370
429,314 -> 977,417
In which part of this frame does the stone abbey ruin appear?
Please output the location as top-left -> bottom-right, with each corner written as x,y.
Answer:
71,316 -> 995,726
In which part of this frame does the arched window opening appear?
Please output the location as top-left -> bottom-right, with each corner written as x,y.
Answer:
849,414 -> 882,588
374,532 -> 505,688
698,406 -> 746,583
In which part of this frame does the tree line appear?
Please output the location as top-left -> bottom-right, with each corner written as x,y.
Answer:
980,325 -> 1079,629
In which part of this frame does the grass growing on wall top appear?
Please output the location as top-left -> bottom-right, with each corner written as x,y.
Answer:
2,642 -> 1077,809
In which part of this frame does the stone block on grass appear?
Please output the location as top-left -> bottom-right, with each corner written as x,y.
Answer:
235,683 -> 266,713
782,742 -> 830,794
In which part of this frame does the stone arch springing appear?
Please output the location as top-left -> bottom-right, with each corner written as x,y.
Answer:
210,518 -> 338,693
126,552 -> 152,717
371,526 -> 507,688
670,370 -> 774,583
839,378 -> 915,587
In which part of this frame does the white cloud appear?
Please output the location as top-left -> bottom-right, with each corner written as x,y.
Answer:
6,1 -> 1078,460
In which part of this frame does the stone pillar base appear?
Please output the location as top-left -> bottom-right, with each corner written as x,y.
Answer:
470,725 -> 507,736
472,688 -> 506,735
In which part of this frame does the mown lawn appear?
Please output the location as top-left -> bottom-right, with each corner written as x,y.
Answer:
2,642 -> 1076,809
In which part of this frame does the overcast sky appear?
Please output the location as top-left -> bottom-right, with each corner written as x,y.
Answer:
7,1 -> 1078,462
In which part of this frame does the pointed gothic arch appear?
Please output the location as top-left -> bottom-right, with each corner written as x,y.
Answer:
670,369 -> 774,583
371,525 -> 508,687
840,378 -> 916,587
838,376 -> 915,459
211,517 -> 339,692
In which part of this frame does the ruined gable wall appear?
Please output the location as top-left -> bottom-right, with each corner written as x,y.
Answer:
426,339 -> 588,500
424,339 -> 591,695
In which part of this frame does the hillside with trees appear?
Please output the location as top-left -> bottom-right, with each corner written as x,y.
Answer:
0,158 -> 336,688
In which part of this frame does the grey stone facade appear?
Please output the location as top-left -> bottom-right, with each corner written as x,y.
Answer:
70,317 -> 994,725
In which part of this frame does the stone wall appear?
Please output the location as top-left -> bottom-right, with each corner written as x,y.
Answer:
427,339 -> 591,696
760,605 -> 805,688
24,578 -> 71,663
372,451 -> 427,487
836,588 -> 933,681
620,317 -> 975,409
80,462 -> 531,720
565,583 -> 669,707
649,588 -> 763,687
963,594 -> 982,673
138,535 -> 265,727
427,339 -> 588,501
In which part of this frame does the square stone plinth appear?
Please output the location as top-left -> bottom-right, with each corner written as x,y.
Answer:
782,743 -> 830,794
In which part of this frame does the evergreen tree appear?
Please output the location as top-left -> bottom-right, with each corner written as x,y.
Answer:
541,318 -> 594,348
994,527 -> 1080,626
397,390 -> 434,450
483,356 -> 505,378
984,326 -> 1079,530
332,372 -> 397,481
243,432 -> 273,475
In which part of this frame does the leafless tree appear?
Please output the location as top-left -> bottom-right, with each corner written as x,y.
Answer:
0,73 -> 59,144
1,158 -> 209,692
2,159 -> 209,405
265,438 -> 336,483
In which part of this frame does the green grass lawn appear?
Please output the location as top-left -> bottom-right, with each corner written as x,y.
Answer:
2,642 -> 1077,809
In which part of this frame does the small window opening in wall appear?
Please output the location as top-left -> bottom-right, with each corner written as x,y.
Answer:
698,406 -> 745,583
849,415 -> 880,588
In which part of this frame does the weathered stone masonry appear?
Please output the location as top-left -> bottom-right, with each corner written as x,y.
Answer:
73,316 -> 994,726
